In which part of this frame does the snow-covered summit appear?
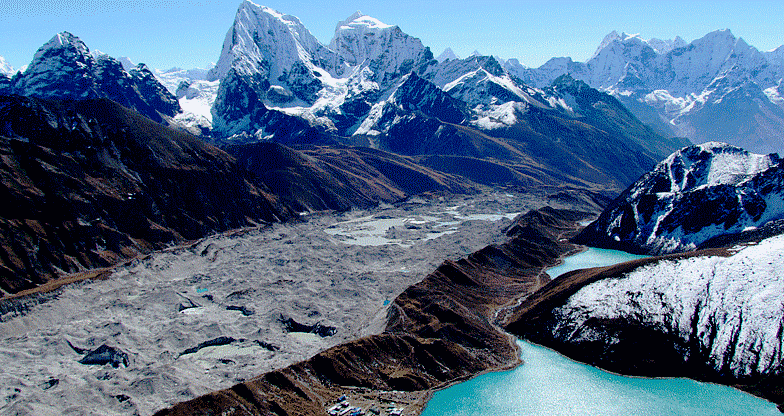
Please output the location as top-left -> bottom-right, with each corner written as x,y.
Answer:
516,28 -> 784,153
579,142 -> 784,254
591,31 -> 687,60
32,32 -> 90,64
0,56 -> 14,75
8,31 -> 180,121
328,10 -> 431,83
208,1 -> 340,81
660,142 -> 778,190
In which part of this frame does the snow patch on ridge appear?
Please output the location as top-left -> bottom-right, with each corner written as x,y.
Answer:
554,233 -> 784,377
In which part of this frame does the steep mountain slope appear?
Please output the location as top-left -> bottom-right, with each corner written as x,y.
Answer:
511,30 -> 784,154
577,142 -> 784,254
0,56 -> 13,75
4,32 -> 180,123
507,142 -> 784,411
0,95 -> 292,295
155,66 -> 217,135
225,142 -> 477,213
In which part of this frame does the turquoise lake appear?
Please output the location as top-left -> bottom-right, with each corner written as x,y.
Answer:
421,248 -> 782,416
544,247 -> 648,279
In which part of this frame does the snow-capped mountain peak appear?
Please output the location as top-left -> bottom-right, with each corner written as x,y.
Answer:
0,55 -> 13,75
660,142 -> 778,191
9,31 -> 180,122
646,36 -> 687,54
328,10 -> 431,85
580,142 -> 784,254
32,32 -> 90,63
209,1 -> 338,82
117,56 -> 137,72
336,11 -> 392,31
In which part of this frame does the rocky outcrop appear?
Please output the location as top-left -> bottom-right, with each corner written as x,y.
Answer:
576,142 -> 784,254
153,207 -> 591,416
0,95 -> 292,295
79,344 -> 130,368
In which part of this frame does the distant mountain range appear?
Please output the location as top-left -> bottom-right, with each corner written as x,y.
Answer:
3,0 -> 781,293
3,7 -> 782,156
507,30 -> 784,154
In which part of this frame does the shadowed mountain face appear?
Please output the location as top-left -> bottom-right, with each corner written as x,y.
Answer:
0,95 -> 293,295
576,142 -> 784,255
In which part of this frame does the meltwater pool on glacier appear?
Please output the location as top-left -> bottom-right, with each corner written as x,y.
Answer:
421,247 -> 781,416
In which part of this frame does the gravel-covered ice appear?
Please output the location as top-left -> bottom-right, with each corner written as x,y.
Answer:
0,193 -> 539,416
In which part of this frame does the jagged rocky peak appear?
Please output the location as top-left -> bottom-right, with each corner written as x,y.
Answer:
7,31 -> 180,121
329,10 -> 433,84
209,0 -> 340,82
578,142 -> 784,254
392,71 -> 468,124
592,30 -> 686,59
646,35 -> 687,54
15,31 -> 97,99
662,142 -> 778,189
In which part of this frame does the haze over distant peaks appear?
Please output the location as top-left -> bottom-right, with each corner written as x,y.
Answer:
437,48 -> 459,62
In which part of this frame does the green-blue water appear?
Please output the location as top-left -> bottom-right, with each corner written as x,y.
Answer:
422,340 -> 780,416
421,248 -> 781,416
545,247 -> 648,279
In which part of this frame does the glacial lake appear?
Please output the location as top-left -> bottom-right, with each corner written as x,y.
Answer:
545,247 -> 648,279
421,248 -> 782,416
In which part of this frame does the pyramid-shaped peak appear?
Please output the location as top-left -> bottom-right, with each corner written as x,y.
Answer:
699,28 -> 737,44
235,1 -> 309,30
35,32 -> 90,60
437,47 -> 459,62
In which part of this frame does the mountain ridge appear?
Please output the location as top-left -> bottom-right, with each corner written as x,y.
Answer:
510,29 -> 784,153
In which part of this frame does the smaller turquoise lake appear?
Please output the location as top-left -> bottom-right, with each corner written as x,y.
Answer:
545,247 -> 648,279
421,247 -> 781,416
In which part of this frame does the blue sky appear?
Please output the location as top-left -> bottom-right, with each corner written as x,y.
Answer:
2,0 -> 783,72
